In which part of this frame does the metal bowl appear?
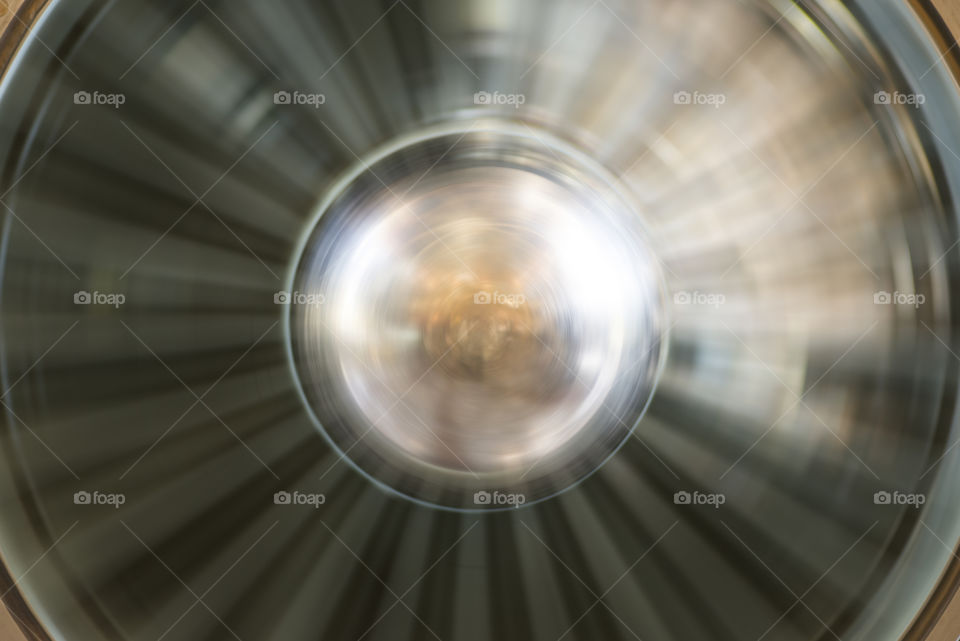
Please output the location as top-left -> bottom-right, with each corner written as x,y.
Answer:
0,0 -> 958,640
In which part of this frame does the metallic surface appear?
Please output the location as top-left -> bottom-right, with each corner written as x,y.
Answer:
288,125 -> 664,508
0,0 -> 958,640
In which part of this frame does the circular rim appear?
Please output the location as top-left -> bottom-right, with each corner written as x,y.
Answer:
899,3 -> 960,635
0,1 -> 958,640
281,118 -> 670,513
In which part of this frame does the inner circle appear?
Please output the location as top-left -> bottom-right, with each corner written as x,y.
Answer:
287,124 -> 665,510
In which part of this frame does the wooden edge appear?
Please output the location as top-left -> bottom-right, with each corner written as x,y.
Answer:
930,0 -> 960,42
0,1 -> 51,639
907,3 -> 960,640
0,0 -> 49,83
912,0 -> 960,84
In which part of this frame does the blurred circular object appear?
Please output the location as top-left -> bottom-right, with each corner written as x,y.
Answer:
288,124 -> 664,509
0,0 -> 960,640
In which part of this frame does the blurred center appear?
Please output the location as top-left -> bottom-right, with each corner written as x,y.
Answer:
289,125 -> 664,507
